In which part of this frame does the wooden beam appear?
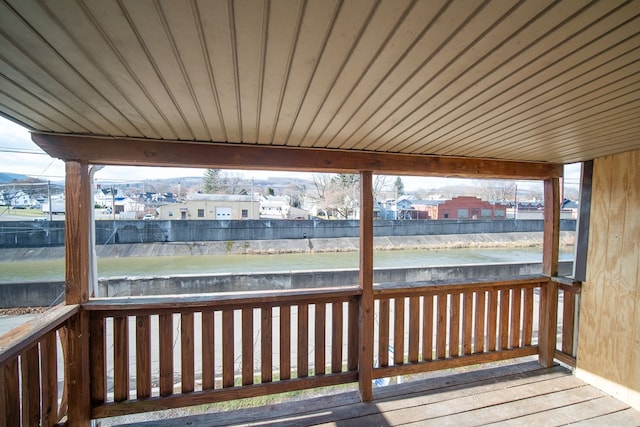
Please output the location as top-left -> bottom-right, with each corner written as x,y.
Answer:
574,160 -> 593,281
539,177 -> 561,367
64,161 -> 92,426
542,178 -> 560,277
31,133 -> 563,180
358,171 -> 374,402
65,161 -> 91,304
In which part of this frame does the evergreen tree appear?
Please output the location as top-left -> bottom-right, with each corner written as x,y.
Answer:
203,169 -> 222,193
394,176 -> 405,197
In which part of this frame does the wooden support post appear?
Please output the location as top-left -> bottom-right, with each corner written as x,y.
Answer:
358,171 -> 374,401
64,161 -> 91,426
539,177 -> 560,367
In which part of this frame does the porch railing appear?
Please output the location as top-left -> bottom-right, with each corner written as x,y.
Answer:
552,276 -> 581,366
83,287 -> 361,419
0,304 -> 78,426
372,276 -> 546,380
0,275 -> 579,423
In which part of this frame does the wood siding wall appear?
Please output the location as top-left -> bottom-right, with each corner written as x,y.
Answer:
577,148 -> 640,410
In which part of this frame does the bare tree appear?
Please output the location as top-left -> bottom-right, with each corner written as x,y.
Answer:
479,180 -> 516,202
203,169 -> 247,194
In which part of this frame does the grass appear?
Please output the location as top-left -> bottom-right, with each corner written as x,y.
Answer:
0,207 -> 47,218
190,370 -> 357,413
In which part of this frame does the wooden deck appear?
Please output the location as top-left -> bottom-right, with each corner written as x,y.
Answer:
116,360 -> 640,427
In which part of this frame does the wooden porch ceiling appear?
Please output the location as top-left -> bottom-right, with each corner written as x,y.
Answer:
1,0 -> 640,168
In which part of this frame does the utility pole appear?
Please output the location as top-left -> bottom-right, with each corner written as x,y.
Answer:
514,184 -> 518,220
112,185 -> 116,220
48,180 -> 52,221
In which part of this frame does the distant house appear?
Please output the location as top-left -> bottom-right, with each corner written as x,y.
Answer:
260,196 -> 310,220
0,190 -> 33,207
412,199 -> 446,219
94,187 -> 115,207
396,198 -> 417,219
157,193 -> 259,220
260,196 -> 291,219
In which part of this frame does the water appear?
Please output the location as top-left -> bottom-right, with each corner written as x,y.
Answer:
0,247 -> 574,283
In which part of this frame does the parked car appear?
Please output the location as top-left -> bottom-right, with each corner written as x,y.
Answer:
142,214 -> 154,220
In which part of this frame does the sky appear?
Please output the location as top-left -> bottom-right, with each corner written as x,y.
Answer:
0,116 -> 581,191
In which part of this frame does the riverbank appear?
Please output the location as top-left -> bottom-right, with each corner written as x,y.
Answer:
0,231 -> 575,262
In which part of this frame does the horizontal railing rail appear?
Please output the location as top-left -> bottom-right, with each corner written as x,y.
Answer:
372,276 -> 548,380
0,304 -> 79,426
83,287 -> 362,419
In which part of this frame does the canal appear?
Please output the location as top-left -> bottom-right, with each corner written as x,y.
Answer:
0,246 -> 574,283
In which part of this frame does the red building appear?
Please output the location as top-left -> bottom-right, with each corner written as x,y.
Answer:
433,196 -> 506,220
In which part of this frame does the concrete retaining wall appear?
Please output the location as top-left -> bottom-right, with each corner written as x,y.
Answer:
1,261 -> 573,307
0,219 -> 577,248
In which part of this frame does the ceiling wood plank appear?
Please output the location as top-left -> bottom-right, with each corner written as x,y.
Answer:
31,133 -> 562,180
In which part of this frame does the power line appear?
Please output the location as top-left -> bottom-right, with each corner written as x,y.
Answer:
0,146 -> 47,155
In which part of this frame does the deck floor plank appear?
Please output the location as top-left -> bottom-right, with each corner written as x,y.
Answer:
567,407 -> 640,426
115,361 -> 640,427
489,395 -> 631,426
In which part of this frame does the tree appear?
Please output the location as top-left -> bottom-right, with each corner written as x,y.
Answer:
479,179 -> 516,202
394,177 -> 405,197
309,173 -> 357,219
203,169 -> 248,195
203,169 -> 222,193
284,182 -> 306,208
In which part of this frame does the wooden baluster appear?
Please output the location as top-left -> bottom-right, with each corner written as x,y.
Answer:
298,304 -> 309,378
347,300 -> 359,371
222,309 -> 235,388
181,313 -> 195,392
522,288 -> 534,346
41,332 -> 58,426
422,295 -> 433,361
242,309 -> 254,386
315,303 -> 326,376
89,315 -> 105,405
280,306 -> 291,380
113,316 -> 129,402
436,294 -> 447,359
394,298 -> 405,365
562,290 -> 576,355
474,291 -> 486,353
1,359 -> 19,427
378,299 -> 390,367
408,296 -> 420,363
487,290 -> 498,351
159,314 -> 174,396
136,315 -> 151,398
499,290 -> 510,351
22,346 -> 41,425
463,292 -> 473,355
261,307 -> 273,383
449,293 -> 460,357
331,302 -> 343,374
202,311 -> 215,390
510,288 -> 522,349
